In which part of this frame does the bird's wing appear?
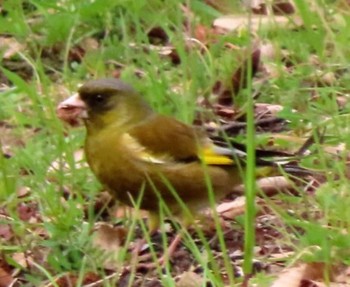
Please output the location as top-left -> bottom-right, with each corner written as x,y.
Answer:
126,113 -> 306,169
126,114 -> 282,167
127,114 -> 199,163
127,114 -> 240,166
127,114 -> 299,167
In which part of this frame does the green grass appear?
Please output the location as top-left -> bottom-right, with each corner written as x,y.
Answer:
2,0 -> 350,286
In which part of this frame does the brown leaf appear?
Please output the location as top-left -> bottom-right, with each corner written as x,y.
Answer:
271,264 -> 309,287
92,223 -> 127,252
204,0 -> 237,14
234,176 -> 297,197
176,271 -> 204,287
232,46 -> 261,95
334,265 -> 350,284
81,37 -> 99,52
147,26 -> 169,45
53,272 -> 101,287
12,252 -> 29,269
0,37 -> 24,59
271,262 -> 343,287
272,2 -> 295,15
217,196 -> 246,219
92,223 -> 128,270
17,186 -> 31,198
252,2 -> 295,15
68,46 -> 85,63
215,47 -> 261,105
17,203 -> 38,222
255,103 -> 284,118
0,224 -> 13,241
0,258 -> 15,287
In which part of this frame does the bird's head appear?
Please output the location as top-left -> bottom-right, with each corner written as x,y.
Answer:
57,78 -> 153,131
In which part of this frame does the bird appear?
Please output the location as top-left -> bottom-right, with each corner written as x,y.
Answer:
57,78 -> 309,265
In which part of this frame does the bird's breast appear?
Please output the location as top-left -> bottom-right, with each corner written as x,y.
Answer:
85,130 -> 149,204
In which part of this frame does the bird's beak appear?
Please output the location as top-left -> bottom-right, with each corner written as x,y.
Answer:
57,93 -> 88,126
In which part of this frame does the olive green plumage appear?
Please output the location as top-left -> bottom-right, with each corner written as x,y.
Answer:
79,79 -> 241,220
57,78 -> 306,229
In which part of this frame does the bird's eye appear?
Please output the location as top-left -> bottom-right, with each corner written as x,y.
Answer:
94,94 -> 105,104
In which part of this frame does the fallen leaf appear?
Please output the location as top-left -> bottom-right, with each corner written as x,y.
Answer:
251,1 -> 295,15
234,176 -> 295,196
92,223 -> 127,269
17,186 -> 31,198
0,224 -> 13,241
271,262 -> 342,287
213,15 -> 297,32
12,252 -> 29,269
270,264 -> 308,287
0,258 -> 15,287
176,271 -> 204,287
255,103 -> 284,117
93,223 -> 127,251
52,272 -> 101,287
147,26 -> 169,45
17,203 -> 38,222
0,37 -> 24,59
217,196 -> 246,219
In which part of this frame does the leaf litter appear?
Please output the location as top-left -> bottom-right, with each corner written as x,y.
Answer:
2,0 -> 350,286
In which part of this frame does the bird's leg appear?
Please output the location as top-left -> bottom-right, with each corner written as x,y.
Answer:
135,230 -> 183,270
130,212 -> 159,262
130,212 -> 189,269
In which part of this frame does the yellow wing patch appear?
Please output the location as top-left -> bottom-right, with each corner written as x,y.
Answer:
200,146 -> 234,165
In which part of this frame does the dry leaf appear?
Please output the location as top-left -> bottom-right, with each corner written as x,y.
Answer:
250,1 -> 295,15
260,42 -> 278,61
270,264 -> 308,287
12,252 -> 29,269
271,263 -> 341,287
333,265 -> 350,284
214,46 -> 261,105
233,176 -> 294,196
17,203 -> 38,222
217,196 -> 246,219
92,223 -> 127,270
0,259 -> 15,287
80,37 -> 99,52
213,15 -> 296,32
48,149 -> 87,174
0,37 -> 24,59
0,224 -> 13,241
323,143 -> 346,156
147,26 -> 169,45
17,186 -> 31,198
255,103 -> 284,117
92,223 -> 127,252
176,271 -> 204,287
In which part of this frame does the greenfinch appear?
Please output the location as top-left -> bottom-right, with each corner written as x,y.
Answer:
57,78 -> 303,230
